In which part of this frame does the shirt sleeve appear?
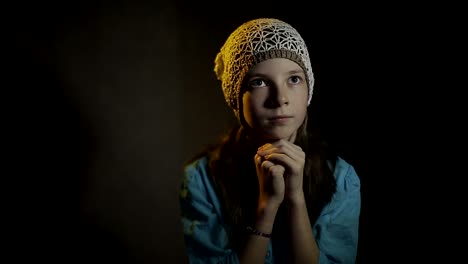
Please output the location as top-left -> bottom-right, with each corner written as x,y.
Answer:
315,159 -> 361,264
179,159 -> 240,264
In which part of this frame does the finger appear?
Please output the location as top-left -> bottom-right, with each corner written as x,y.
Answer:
269,164 -> 285,178
263,152 -> 295,169
257,141 -> 281,156
254,153 -> 263,166
256,153 -> 276,168
261,159 -> 275,173
257,143 -> 273,153
273,139 -> 304,154
258,140 -> 298,153
258,143 -> 304,161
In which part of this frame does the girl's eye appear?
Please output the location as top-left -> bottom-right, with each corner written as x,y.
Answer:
249,79 -> 267,88
289,75 -> 302,84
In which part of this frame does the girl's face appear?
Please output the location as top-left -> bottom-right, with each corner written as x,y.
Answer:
242,58 -> 309,143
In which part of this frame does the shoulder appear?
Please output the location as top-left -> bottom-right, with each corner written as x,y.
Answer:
181,155 -> 226,219
181,155 -> 216,200
182,155 -> 211,189
319,156 -> 361,221
184,155 -> 210,176
332,156 -> 361,193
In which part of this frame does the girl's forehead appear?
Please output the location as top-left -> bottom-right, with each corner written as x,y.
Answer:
248,58 -> 304,74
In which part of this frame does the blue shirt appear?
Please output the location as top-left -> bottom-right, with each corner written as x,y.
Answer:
180,156 -> 361,264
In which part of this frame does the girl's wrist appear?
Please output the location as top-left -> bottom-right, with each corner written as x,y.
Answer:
286,191 -> 306,207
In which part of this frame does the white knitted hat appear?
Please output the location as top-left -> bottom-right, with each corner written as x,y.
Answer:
214,18 -> 314,119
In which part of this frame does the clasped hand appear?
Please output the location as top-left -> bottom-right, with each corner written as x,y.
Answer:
255,139 -> 305,209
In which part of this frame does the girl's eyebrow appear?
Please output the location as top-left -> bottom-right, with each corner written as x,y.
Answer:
247,73 -> 268,78
287,69 -> 305,75
248,69 -> 304,78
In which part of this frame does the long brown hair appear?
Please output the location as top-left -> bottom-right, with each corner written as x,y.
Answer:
184,114 -> 337,249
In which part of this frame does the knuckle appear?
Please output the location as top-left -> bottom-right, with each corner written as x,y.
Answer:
261,160 -> 271,170
270,165 -> 284,175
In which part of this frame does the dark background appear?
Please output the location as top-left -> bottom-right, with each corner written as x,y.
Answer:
8,0 -> 455,263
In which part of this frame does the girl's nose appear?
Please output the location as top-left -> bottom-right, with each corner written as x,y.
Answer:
266,84 -> 289,108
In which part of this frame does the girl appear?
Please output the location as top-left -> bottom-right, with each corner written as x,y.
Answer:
180,18 -> 361,264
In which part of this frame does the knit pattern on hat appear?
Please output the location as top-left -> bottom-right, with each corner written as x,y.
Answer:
214,18 -> 314,119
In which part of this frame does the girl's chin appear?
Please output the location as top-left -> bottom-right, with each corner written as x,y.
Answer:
260,131 -> 296,142
246,126 -> 297,143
